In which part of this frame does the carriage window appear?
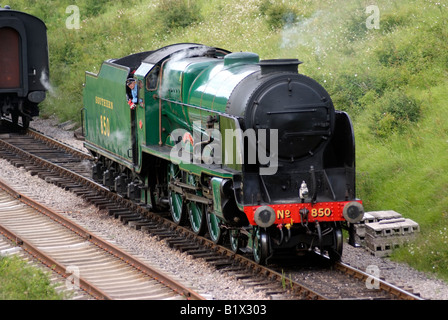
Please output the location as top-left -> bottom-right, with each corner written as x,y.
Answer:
146,66 -> 160,91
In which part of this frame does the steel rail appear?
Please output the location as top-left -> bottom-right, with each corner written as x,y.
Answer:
0,136 -> 154,217
335,262 -> 424,300
0,132 -> 423,301
171,224 -> 329,300
0,135 -> 328,300
0,178 -> 205,300
0,215 -> 112,300
26,128 -> 93,161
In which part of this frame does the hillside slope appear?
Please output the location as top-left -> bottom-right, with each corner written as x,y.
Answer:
12,0 -> 448,279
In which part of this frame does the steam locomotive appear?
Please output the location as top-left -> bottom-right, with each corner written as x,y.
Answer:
0,6 -> 49,128
83,43 -> 364,264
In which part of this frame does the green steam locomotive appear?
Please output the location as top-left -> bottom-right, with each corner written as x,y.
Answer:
83,43 -> 364,264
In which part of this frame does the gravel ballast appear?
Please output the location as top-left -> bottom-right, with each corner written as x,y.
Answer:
0,117 -> 446,300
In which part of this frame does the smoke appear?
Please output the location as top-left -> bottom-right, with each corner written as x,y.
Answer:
281,10 -> 328,56
280,3 -> 373,59
160,45 -> 211,97
40,68 -> 55,96
168,45 -> 212,64
109,128 -> 126,143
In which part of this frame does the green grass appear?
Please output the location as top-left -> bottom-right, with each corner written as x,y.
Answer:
0,255 -> 64,300
9,0 -> 448,281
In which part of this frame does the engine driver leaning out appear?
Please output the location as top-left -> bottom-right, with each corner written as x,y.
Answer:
126,78 -> 138,110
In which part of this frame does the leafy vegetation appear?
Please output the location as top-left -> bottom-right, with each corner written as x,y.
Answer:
8,0 -> 448,281
154,0 -> 202,32
370,90 -> 421,138
0,255 -> 64,299
259,0 -> 299,30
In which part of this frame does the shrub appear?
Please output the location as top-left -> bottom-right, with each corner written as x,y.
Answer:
380,11 -> 411,33
82,0 -> 109,17
370,90 -> 421,138
344,8 -> 369,42
154,0 -> 202,32
259,0 -> 298,30
0,256 -> 64,300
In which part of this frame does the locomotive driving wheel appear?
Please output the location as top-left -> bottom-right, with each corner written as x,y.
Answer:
186,174 -> 206,235
229,229 -> 240,253
188,202 -> 206,235
206,211 -> 223,244
167,163 -> 186,225
253,227 -> 270,265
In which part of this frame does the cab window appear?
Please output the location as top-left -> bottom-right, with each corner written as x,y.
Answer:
146,66 -> 160,91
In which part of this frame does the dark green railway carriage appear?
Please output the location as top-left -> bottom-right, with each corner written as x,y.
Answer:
1,6 -> 49,128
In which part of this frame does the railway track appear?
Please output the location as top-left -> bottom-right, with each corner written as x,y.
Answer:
0,231 -> 90,299
0,178 -> 204,300
0,128 -> 423,300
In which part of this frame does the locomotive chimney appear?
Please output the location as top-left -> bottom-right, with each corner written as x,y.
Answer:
259,59 -> 302,75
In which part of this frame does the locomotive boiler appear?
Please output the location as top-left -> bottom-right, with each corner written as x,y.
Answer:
83,43 -> 364,264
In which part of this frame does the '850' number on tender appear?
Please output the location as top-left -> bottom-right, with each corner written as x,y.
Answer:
100,115 -> 110,137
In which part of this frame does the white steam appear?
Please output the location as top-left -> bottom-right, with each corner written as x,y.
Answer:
281,10 -> 327,56
40,68 -> 55,96
160,45 -> 210,97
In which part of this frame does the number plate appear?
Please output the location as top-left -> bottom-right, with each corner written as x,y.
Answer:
310,207 -> 332,217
